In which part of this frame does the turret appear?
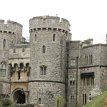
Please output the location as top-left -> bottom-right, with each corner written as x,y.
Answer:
0,20 -> 22,97
29,16 -> 71,107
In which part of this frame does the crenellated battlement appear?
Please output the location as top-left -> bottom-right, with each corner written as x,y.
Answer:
0,20 -> 22,34
29,15 -> 70,33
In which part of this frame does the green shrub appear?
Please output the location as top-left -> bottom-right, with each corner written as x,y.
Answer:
0,98 -> 12,107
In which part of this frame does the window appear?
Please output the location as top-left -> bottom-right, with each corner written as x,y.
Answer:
26,63 -> 29,69
42,45 -> 46,53
53,34 -> 55,41
18,72 -> 20,80
83,93 -> 87,105
3,39 -> 6,48
40,65 -> 47,75
89,93 -> 92,101
13,48 -> 16,53
0,63 -> 6,77
85,55 -> 88,65
70,59 -> 76,66
81,72 -> 94,86
38,98 -> 41,104
70,96 -> 74,103
22,48 -> 25,52
90,55 -> 93,64
35,34 -> 37,41
89,55 -> 93,64
13,48 -> 15,53
70,80 -> 75,86
20,63 -> 24,69
14,63 -> 18,71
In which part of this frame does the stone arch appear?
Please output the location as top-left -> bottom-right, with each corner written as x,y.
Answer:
14,63 -> 18,71
12,88 -> 26,104
26,63 -> 29,68
9,63 -> 13,76
14,63 -> 18,68
19,63 -> 24,69
25,63 -> 30,76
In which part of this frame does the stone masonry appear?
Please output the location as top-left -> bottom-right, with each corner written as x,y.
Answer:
0,15 -> 107,107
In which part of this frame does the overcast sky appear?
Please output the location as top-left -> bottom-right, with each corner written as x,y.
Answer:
0,0 -> 107,43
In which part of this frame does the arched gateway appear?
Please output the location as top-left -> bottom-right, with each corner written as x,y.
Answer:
13,89 -> 26,104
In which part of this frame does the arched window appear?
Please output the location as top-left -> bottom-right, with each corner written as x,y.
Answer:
20,63 -> 24,69
53,34 -> 55,41
14,63 -> 18,71
26,63 -> 29,68
40,65 -> 47,75
0,62 -> 6,77
42,45 -> 46,53
3,39 -> 6,48
26,63 -> 30,76
14,63 -> 18,69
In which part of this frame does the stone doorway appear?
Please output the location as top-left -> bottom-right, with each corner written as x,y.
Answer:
13,89 -> 26,104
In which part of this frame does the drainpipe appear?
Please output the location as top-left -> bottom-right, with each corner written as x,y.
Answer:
75,56 -> 79,107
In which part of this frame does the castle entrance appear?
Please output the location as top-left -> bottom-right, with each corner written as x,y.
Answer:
13,89 -> 26,104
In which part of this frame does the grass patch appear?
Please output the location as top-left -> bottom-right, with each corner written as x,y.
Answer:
84,91 -> 107,107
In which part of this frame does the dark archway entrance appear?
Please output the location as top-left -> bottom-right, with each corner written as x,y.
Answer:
13,90 -> 26,104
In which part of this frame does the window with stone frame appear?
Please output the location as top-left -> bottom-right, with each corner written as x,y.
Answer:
3,39 -> 6,48
42,45 -> 46,53
35,34 -> 37,41
18,72 -> 21,80
70,96 -> 75,103
22,48 -> 25,52
70,80 -> 75,86
83,93 -> 87,104
70,59 -> 76,66
40,65 -> 47,75
85,55 -> 88,65
13,48 -> 16,53
53,34 -> 55,41
0,62 -> 6,77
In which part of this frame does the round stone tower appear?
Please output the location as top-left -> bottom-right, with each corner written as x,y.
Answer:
0,20 -> 22,95
29,16 -> 70,107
